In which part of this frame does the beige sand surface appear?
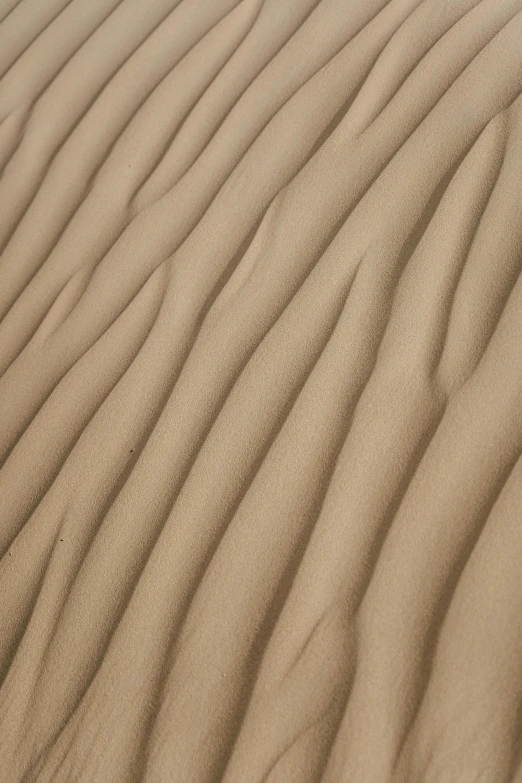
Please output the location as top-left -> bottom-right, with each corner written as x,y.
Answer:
1,0 -> 522,780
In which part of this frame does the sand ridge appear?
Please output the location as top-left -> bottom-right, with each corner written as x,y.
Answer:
1,0 -> 522,780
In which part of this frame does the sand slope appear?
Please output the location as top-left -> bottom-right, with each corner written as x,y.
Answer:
1,0 -> 522,780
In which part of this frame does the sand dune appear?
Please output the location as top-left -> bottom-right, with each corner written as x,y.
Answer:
1,0 -> 522,780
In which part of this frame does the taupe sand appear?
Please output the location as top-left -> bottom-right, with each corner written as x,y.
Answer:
1,0 -> 522,780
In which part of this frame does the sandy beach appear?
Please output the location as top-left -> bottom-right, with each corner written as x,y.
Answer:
1,0 -> 522,780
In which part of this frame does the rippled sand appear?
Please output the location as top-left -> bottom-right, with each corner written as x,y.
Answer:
1,1 -> 522,781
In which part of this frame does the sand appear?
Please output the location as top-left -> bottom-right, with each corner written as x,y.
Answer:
1,0 -> 522,780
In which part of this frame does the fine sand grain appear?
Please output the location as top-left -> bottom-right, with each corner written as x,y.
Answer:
1,1 -> 522,781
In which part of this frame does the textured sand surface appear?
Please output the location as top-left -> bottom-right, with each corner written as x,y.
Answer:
1,0 -> 522,781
